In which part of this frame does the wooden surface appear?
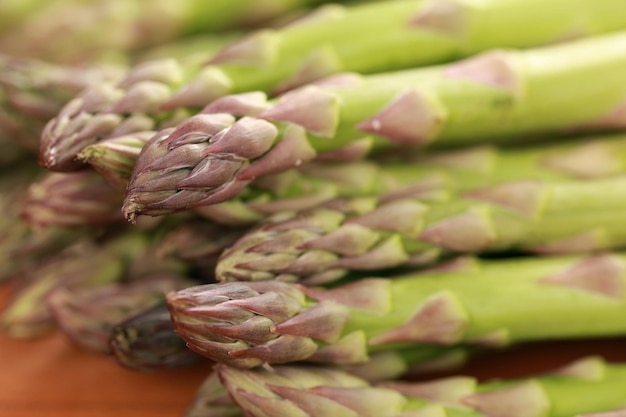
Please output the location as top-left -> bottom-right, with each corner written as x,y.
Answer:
0,283 -> 214,417
1,281 -> 626,417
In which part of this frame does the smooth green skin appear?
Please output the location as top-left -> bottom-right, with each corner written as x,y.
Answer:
479,364 -> 626,417
343,254 -> 626,345
217,175 -> 626,283
301,29 -> 626,152
205,0 -> 626,95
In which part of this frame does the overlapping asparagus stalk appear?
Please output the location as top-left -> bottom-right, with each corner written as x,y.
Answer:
215,356 -> 626,417
0,0 -> 329,64
115,131 -> 626,221
169,253 -> 626,368
123,30 -> 626,217
216,175 -> 626,283
41,0 -> 626,172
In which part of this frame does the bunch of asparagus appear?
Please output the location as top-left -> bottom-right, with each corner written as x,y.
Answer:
4,0 -> 626,416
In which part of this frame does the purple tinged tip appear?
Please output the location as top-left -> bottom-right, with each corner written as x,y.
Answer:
259,86 -> 339,137
272,301 -> 350,343
444,51 -> 521,94
357,88 -> 447,145
539,254 -> 625,299
464,181 -> 546,218
237,124 -> 316,181
419,209 -> 496,252
410,0 -> 467,36
201,91 -> 270,117
203,117 -> 278,159
163,113 -> 237,148
302,278 -> 391,313
369,291 -> 469,345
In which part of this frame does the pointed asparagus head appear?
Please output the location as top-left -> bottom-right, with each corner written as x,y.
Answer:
123,106 -> 318,221
39,83 -> 126,171
109,302 -> 202,371
216,196 -> 427,284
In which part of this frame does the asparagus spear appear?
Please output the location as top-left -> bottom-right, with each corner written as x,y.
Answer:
0,0 -> 329,64
121,130 -> 626,221
169,253 -> 626,367
216,356 -> 626,417
42,0 -> 626,172
216,175 -> 626,283
123,30 -> 626,214
109,302 -> 204,371
47,275 -> 191,354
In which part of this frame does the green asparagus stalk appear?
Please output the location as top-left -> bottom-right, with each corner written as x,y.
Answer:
121,131 -> 626,222
123,31 -> 626,215
169,253 -> 626,367
20,170 -> 125,228
216,356 -> 626,417
1,232 -> 149,338
216,175 -> 626,283
0,0 -> 329,64
185,346 -> 468,417
42,0 -> 626,172
48,274 -> 191,353
109,302 -> 204,371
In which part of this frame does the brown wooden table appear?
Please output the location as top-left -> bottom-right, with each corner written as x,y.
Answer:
1,281 -> 625,417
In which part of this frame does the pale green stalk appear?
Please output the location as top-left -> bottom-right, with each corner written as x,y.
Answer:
42,0 -> 626,171
162,133 -> 626,222
216,175 -> 626,283
216,356 -> 626,417
123,31 -> 626,216
169,253 -> 626,367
